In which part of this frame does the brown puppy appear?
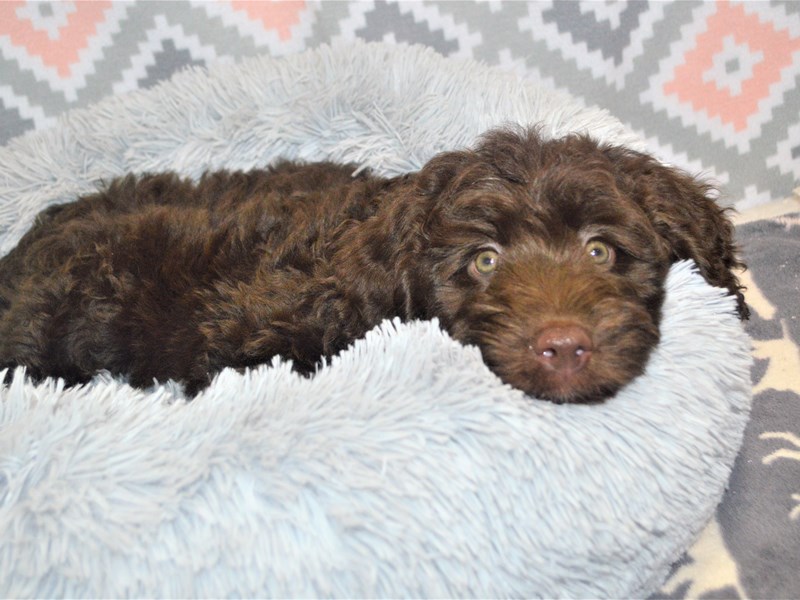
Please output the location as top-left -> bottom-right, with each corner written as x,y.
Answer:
0,128 -> 747,402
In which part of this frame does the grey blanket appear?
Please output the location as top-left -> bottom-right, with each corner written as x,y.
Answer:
657,214 -> 800,598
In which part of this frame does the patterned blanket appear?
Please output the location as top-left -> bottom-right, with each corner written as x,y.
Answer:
657,213 -> 800,599
1,1 -> 798,211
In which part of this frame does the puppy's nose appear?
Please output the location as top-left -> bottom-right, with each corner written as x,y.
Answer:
533,325 -> 593,373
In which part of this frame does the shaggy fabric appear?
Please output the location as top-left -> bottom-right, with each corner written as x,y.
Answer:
0,42 -> 751,598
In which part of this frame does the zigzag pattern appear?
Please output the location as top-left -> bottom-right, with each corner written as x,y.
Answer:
0,1 -> 797,207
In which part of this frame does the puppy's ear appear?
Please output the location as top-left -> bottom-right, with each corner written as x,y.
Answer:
607,147 -> 749,319
416,128 -> 542,196
415,150 -> 476,197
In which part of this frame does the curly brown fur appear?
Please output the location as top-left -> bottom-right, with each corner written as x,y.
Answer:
0,128 -> 748,402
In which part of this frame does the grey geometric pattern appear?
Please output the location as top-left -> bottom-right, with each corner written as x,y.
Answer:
542,1 -> 650,66
2,1 -> 795,208
138,39 -> 205,90
355,0 -> 460,55
0,101 -> 34,142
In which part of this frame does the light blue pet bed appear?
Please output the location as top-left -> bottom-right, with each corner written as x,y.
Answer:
0,42 -> 751,598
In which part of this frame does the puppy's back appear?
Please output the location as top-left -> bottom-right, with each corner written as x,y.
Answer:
0,161 -> 397,389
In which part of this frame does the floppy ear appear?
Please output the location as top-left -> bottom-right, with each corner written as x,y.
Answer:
607,147 -> 749,319
414,127 -> 541,197
414,150 -> 478,198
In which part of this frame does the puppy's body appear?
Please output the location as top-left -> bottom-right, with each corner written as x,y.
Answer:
0,129 -> 747,401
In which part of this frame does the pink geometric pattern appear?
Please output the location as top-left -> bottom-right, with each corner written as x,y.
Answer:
0,1 -> 112,78
644,1 -> 800,153
0,0 -> 797,206
200,0 -> 314,56
0,0 -> 128,103
229,0 -> 307,42
663,1 -> 800,133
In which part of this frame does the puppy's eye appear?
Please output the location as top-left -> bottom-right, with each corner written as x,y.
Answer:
473,249 -> 500,275
586,240 -> 614,265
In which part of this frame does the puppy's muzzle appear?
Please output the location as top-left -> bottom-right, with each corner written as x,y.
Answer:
532,323 -> 593,375
472,256 -> 659,403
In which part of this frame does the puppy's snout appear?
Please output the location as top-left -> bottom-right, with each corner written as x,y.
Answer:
532,324 -> 593,374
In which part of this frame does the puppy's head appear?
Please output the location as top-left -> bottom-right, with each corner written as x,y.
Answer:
411,128 -> 747,403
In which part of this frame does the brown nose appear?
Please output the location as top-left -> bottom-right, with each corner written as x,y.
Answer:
533,324 -> 593,374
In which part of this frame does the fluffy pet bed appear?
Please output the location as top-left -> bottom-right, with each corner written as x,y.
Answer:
0,42 -> 751,598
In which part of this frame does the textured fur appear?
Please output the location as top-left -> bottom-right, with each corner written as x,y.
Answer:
0,128 -> 747,402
